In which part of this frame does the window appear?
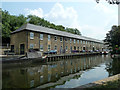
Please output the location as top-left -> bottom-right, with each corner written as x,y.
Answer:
81,40 -> 82,44
74,46 -> 76,50
48,35 -> 50,41
40,76 -> 44,83
66,46 -> 68,51
11,45 -> 14,52
61,46 -> 62,49
30,80 -> 34,87
77,40 -> 79,44
40,34 -> 43,40
55,45 -> 57,50
65,38 -> 68,42
54,36 -> 57,41
74,39 -> 76,43
60,37 -> 63,42
40,45 -> 43,51
48,45 -> 50,51
83,41 -> 85,44
30,44 -> 34,49
70,38 -> 72,43
30,32 -> 34,39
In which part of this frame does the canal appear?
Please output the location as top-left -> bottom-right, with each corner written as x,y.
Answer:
2,55 -> 120,89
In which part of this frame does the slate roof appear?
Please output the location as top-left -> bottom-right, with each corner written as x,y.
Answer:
11,23 -> 103,43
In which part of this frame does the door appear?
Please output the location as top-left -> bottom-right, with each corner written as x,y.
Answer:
20,44 -> 25,54
74,46 -> 76,50
11,45 -> 14,52
83,47 -> 85,50
93,47 -> 95,51
70,46 -> 72,53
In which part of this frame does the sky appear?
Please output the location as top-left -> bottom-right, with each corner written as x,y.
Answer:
2,0 -> 118,40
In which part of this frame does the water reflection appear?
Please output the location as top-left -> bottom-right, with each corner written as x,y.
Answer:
2,55 -> 119,88
105,58 -> 120,76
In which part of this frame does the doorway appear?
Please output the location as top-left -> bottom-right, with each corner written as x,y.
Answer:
11,45 -> 14,52
83,47 -> 86,50
20,44 -> 25,54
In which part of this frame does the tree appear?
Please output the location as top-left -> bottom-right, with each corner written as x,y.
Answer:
104,25 -> 120,54
95,0 -> 120,5
2,10 -> 27,44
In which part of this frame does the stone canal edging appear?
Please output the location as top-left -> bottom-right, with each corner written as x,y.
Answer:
2,52 -> 100,63
75,73 -> 120,88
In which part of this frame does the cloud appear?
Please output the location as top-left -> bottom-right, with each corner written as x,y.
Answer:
81,25 -> 107,40
25,8 -> 43,18
24,3 -> 81,31
3,0 -> 94,2
45,3 -> 81,30
94,3 -> 115,14
94,1 -> 118,26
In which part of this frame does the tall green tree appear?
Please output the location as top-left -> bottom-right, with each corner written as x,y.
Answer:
2,10 -> 27,44
104,25 -> 120,53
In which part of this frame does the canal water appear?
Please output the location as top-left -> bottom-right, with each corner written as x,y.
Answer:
2,55 -> 120,88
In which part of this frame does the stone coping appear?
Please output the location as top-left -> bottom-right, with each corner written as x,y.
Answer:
75,74 -> 120,88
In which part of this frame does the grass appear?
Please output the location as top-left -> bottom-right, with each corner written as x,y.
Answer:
89,80 -> 120,89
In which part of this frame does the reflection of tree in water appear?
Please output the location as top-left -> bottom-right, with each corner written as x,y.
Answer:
105,58 -> 120,77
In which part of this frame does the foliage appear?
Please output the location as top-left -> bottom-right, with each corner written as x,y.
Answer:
90,80 -> 120,89
2,10 -> 27,43
95,0 -> 120,5
2,10 -> 81,44
104,25 -> 120,54
105,58 -> 120,76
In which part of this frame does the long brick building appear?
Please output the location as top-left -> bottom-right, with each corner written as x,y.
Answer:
10,23 -> 104,55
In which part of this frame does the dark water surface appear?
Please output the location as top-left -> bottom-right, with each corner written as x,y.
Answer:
2,55 -> 120,88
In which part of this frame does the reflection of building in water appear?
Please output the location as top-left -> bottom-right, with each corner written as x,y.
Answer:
2,55 -> 108,88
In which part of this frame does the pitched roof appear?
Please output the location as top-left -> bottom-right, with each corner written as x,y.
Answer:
11,23 -> 103,43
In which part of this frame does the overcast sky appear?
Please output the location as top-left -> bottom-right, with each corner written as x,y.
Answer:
2,0 -> 118,40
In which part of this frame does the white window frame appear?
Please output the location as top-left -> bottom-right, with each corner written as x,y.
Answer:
54,45 -> 57,50
81,40 -> 82,44
60,37 -> 63,42
70,38 -> 72,43
65,38 -> 68,42
83,41 -> 85,44
30,32 -> 34,39
48,45 -> 51,51
77,40 -> 79,44
40,34 -> 43,40
30,44 -> 34,49
40,45 -> 43,51
48,35 -> 50,41
66,46 -> 68,51
54,36 -> 57,41
74,39 -> 76,44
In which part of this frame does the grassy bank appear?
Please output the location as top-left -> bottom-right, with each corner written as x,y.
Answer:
90,80 -> 120,89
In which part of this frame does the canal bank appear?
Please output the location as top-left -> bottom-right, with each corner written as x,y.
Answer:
75,73 -> 120,88
2,52 -> 100,63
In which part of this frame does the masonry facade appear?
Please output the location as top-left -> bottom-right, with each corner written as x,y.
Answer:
10,23 -> 104,55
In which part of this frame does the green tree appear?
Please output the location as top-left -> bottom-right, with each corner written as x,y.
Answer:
104,25 -> 120,54
2,10 -> 27,44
